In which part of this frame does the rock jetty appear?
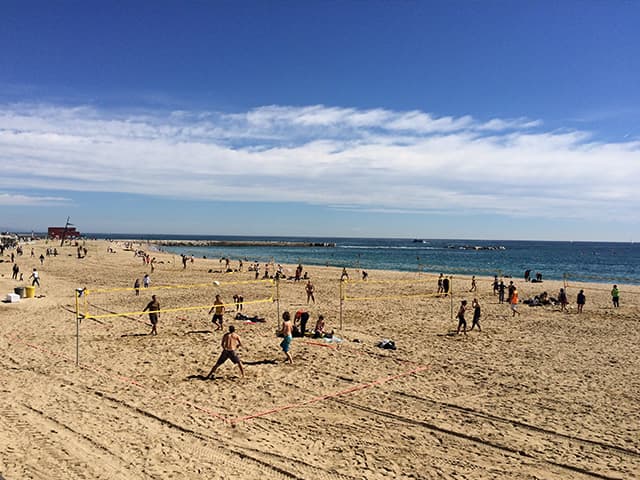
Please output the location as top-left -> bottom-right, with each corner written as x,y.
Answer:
150,240 -> 336,248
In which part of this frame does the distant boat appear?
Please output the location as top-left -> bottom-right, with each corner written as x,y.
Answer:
412,239 -> 427,243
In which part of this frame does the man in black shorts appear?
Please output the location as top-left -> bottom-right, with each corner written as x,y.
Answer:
142,294 -> 160,335
207,325 -> 245,378
209,294 -> 225,330
470,298 -> 481,332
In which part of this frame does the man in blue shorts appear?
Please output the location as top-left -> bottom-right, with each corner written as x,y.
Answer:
280,311 -> 294,364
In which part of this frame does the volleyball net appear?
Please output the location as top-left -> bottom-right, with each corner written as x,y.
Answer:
77,278 -> 276,321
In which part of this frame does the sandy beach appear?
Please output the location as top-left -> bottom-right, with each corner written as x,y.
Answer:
1,239 -> 639,479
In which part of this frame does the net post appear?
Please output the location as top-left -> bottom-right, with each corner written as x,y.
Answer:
75,287 -> 81,366
449,275 -> 454,321
339,279 -> 344,330
275,277 -> 281,329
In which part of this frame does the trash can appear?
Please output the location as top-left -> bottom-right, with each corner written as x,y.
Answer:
25,286 -> 36,298
14,286 -> 26,298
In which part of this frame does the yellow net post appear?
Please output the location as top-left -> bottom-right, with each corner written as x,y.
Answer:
339,279 -> 345,330
449,276 -> 454,321
75,288 -> 81,366
276,277 -> 281,329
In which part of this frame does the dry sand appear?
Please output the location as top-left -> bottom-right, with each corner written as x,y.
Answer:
1,239 -> 639,480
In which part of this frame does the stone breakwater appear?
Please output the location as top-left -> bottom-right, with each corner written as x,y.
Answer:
149,240 -> 336,248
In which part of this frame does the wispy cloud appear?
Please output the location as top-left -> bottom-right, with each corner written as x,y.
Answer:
0,192 -> 71,206
0,103 -> 638,220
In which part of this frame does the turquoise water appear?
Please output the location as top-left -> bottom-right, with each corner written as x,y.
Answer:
99,235 -> 640,285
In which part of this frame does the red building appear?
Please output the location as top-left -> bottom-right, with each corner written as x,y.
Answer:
48,226 -> 81,239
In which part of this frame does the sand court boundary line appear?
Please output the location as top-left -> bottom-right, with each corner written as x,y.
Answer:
333,397 -> 624,480
392,389 -> 640,459
230,365 -> 430,424
3,329 -> 431,429
3,332 -> 230,423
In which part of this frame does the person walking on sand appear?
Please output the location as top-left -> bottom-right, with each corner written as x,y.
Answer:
207,325 -> 245,379
233,294 -> 244,312
611,285 -> 620,307
469,275 -> 477,292
30,268 -> 40,287
456,300 -> 468,335
510,287 -> 520,316
305,280 -> 315,304
507,281 -> 515,303
558,288 -> 568,312
143,273 -> 150,288
134,278 -> 140,296
437,273 -> 444,295
209,294 -> 225,330
12,263 -> 19,280
576,289 -> 586,314
142,295 -> 160,335
280,311 -> 294,364
470,298 -> 482,332
498,280 -> 506,304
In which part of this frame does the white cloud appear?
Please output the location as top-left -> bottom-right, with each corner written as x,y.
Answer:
0,192 -> 71,206
0,102 -> 638,222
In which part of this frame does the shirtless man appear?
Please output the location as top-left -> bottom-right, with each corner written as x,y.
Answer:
207,325 -> 244,379
305,280 -> 315,304
142,295 -> 160,335
280,311 -> 294,364
209,294 -> 225,331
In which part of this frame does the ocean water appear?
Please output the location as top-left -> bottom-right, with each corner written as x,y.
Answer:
99,235 -> 640,285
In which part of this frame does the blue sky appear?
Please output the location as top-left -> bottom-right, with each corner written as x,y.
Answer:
1,1 -> 639,241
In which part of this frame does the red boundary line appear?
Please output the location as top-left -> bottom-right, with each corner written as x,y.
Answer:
4,333 -> 229,423
302,340 -> 338,349
230,365 -> 430,424
3,332 -> 430,427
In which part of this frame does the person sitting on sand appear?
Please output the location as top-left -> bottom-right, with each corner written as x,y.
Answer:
207,325 -> 244,379
280,311 -> 294,364
234,312 -> 265,322
313,315 -> 326,338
